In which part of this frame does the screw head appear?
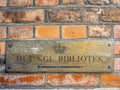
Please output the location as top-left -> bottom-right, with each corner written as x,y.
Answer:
8,43 -> 13,48
108,44 -> 111,47
8,66 -> 11,69
108,66 -> 111,69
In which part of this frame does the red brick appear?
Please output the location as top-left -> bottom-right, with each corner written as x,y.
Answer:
0,42 -> 5,55
0,9 -> 44,23
0,27 -> 6,38
36,0 -> 58,6
0,74 -> 45,86
0,0 -> 7,7
114,25 -> 120,38
62,25 -> 87,39
9,0 -> 33,6
115,41 -> 120,55
9,26 -> 33,39
36,26 -> 60,39
47,74 -> 99,87
115,58 -> 120,71
101,74 -> 120,87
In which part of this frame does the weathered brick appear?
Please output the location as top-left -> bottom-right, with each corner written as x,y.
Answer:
88,0 -> 110,5
113,0 -> 120,4
102,8 -> 120,22
36,0 -> 58,6
88,25 -> 111,38
48,9 -> 98,23
0,42 -> 5,55
9,0 -> 33,6
0,74 -> 45,86
62,25 -> 87,39
9,26 -> 33,39
0,0 -> 7,7
101,74 -> 120,87
0,9 -> 44,23
36,26 -> 59,39
0,27 -> 6,38
114,25 -> 120,38
47,74 -> 99,87
115,41 -> 120,55
115,58 -> 120,71
62,0 -> 84,5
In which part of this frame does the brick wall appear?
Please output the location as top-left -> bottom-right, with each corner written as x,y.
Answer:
0,0 -> 120,89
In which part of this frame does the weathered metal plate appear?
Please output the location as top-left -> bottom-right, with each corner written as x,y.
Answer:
6,40 -> 114,73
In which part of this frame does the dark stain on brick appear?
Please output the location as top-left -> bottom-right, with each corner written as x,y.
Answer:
3,11 -> 25,23
48,9 -> 98,22
48,9 -> 82,22
35,16 -> 41,22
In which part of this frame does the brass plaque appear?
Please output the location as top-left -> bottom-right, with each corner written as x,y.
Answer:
6,40 -> 114,73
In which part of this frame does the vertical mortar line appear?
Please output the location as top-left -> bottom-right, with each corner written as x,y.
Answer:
59,0 -> 63,5
85,0 -> 89,5
111,24 -> 114,39
60,25 -> 62,39
110,0 -> 112,4
33,0 -> 35,6
111,0 -> 113,4
7,0 -> 9,7
4,26 -> 7,65
98,73 -> 102,88
116,1 -> 118,6
98,7 -> 102,23
45,9 -> 48,23
6,26 -> 10,39
45,73 -> 48,87
33,26 -> 35,38
86,25 -> 89,38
